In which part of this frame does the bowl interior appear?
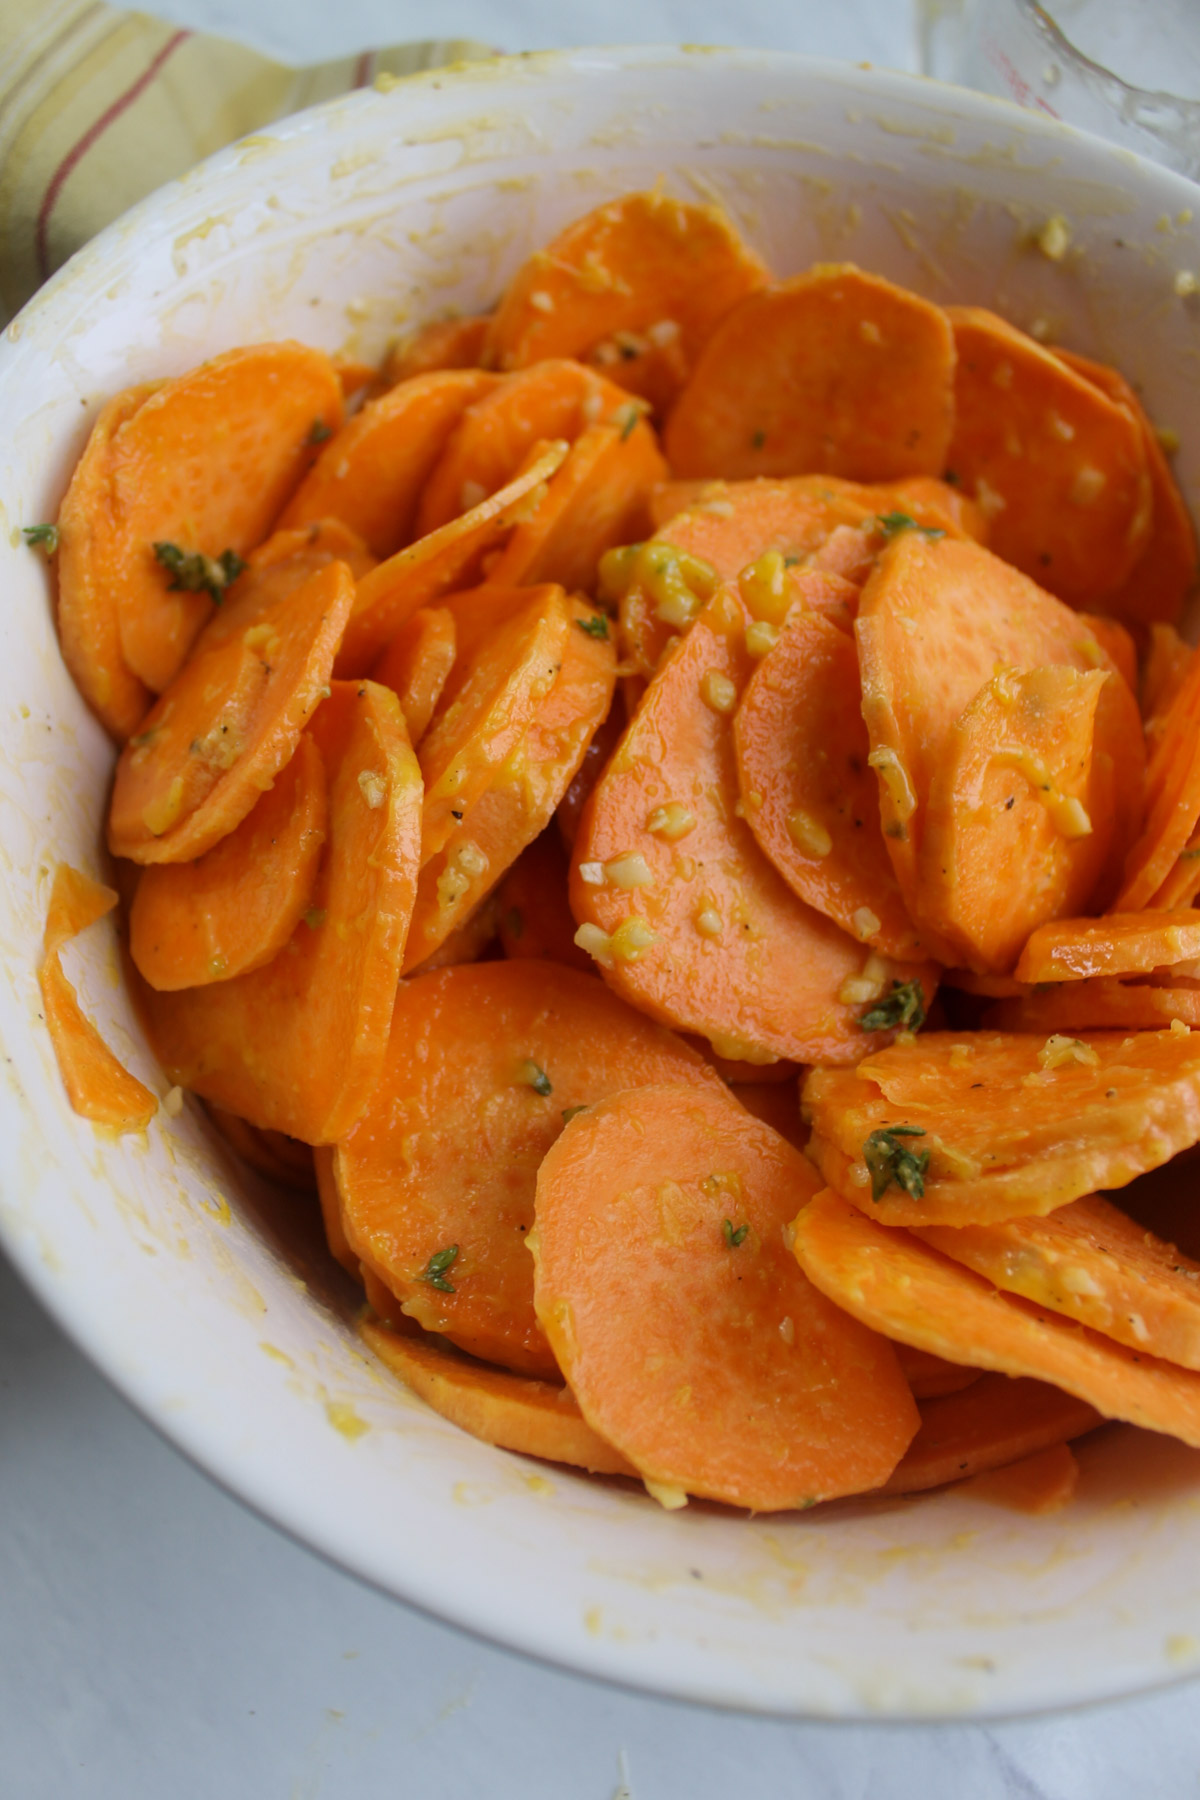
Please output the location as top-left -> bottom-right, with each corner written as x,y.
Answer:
3,46 -> 1200,1720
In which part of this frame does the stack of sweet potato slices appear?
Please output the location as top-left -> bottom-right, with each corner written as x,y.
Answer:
40,187 -> 1200,1517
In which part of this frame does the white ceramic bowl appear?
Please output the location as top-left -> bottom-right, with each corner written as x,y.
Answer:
4,46 -> 1200,1722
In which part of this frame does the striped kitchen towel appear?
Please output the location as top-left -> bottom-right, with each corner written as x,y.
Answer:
0,0 -> 489,322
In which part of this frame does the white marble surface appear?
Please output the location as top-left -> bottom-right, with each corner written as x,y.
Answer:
6,0 -> 1200,1792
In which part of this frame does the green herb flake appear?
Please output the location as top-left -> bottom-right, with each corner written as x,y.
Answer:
307,419 -> 333,445
303,907 -> 327,930
575,613 -> 609,640
874,512 -> 945,542
1180,849 -> 1200,861
750,429 -> 767,451
561,1104 -> 589,1124
153,541 -> 246,604
418,1244 -> 459,1293
518,1058 -> 552,1096
23,523 -> 59,554
722,1219 -> 749,1248
860,978 -> 927,1035
862,1126 -> 930,1202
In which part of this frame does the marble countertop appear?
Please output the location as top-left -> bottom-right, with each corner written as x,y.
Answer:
4,1 -> 1199,1793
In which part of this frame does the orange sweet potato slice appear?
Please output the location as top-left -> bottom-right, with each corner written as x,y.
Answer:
335,439 -> 568,677
664,265 -> 956,482
876,1373 -> 1100,1496
531,1083 -> 919,1508
497,829 -> 591,971
1056,347 -> 1197,627
108,560 -> 354,865
944,307 -> 1151,606
793,1189 -> 1200,1447
40,864 -> 157,1131
960,1441 -> 1080,1513
314,1143 -> 359,1273
803,1028 -> 1200,1226
482,417 -> 666,594
1142,622 -> 1193,728
360,1317 -> 638,1477
1116,643 -> 1200,911
856,532 -> 1132,911
917,665 -> 1120,974
106,344 -> 343,694
235,518 -> 377,609
207,1103 -> 316,1191
403,594 -> 615,970
734,602 -> 934,962
986,982 -> 1200,1035
893,1345 -> 981,1401
335,963 -> 720,1377
385,315 -> 490,384
571,584 -> 938,1065
370,607 -> 457,747
483,191 -> 768,404
56,383 -> 160,740
417,585 -> 571,864
1079,613 -> 1136,695
916,1193 -> 1200,1370
138,680 -> 421,1142
416,360 -> 645,537
557,700 -> 623,851
1016,910 -> 1200,984
279,369 -> 498,556
404,894 -> 501,977
129,732 -> 326,990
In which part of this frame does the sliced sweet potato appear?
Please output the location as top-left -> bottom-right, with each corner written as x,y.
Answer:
360,1317 -> 638,1477
1142,623 -> 1193,728
1116,644 -> 1200,911
40,864 -> 157,1131
56,383 -> 159,740
416,360 -> 645,537
207,1103 -> 316,1191
129,732 -> 326,991
1056,347 -> 1196,627
1016,910 -> 1200,985
944,307 -> 1151,606
335,439 -> 568,676
497,829 -> 591,971
986,981 -> 1200,1035
793,1189 -> 1200,1447
917,1193 -> 1200,1370
335,963 -> 720,1376
893,1345 -> 982,1401
665,265 -> 956,482
803,1027 -> 1200,1226
105,344 -> 343,694
404,894 -> 501,977
417,585 -> 570,864
279,369 -> 498,556
234,518 -> 377,612
531,1082 -> 919,1508
108,560 -> 354,865
556,700 -> 623,851
385,315 -> 490,384
138,680 -> 421,1142
877,1373 -> 1100,1496
734,602 -> 934,961
856,532 -> 1133,911
917,665 -> 1119,974
483,191 -> 768,408
1079,613 -> 1137,695
370,607 -> 456,747
571,584 -> 938,1065
960,1441 -> 1080,1513
403,595 -> 615,970
314,1143 -> 359,1273
482,417 -> 666,594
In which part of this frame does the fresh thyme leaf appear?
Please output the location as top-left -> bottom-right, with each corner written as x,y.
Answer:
519,1058 -> 552,1096
419,1244 -> 459,1292
619,407 -> 639,442
862,1126 -> 930,1202
874,512 -> 945,542
575,614 -> 609,640
153,541 -> 246,604
22,523 -> 59,554
860,978 -> 927,1034
722,1218 -> 749,1247
307,419 -> 333,445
